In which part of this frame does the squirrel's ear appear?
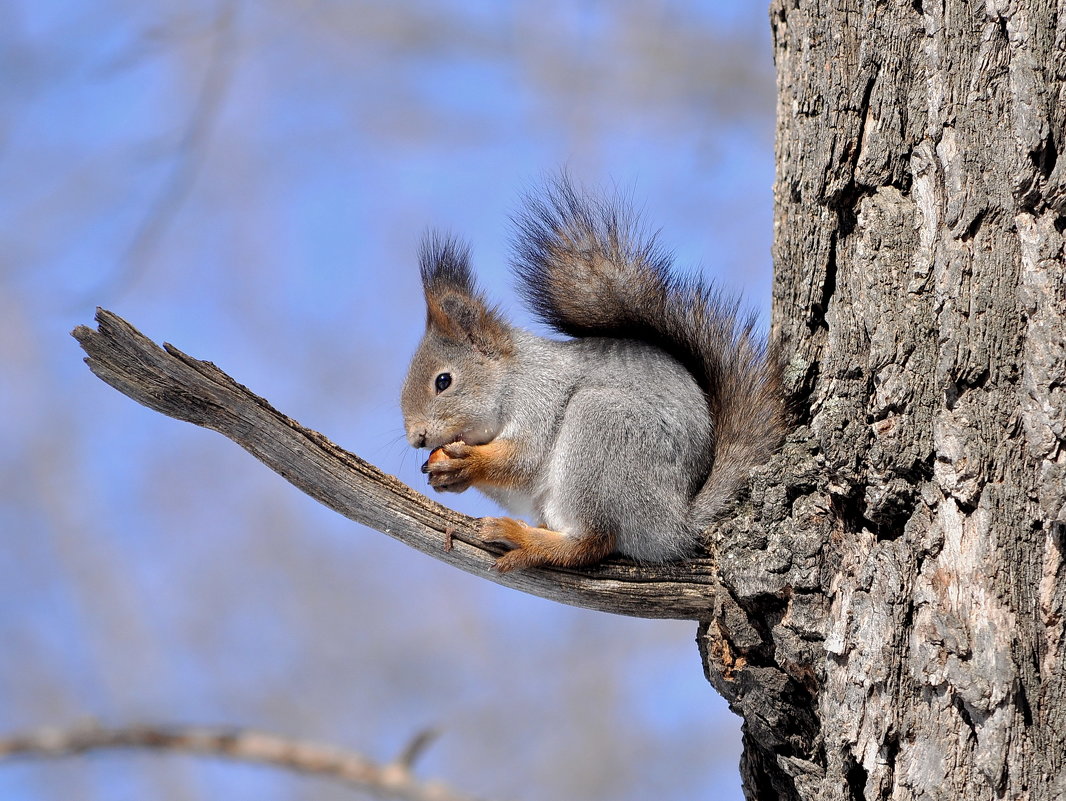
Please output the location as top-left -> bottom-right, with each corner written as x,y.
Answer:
427,294 -> 513,357
420,232 -> 513,358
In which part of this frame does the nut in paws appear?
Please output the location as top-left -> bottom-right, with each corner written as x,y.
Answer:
421,442 -> 475,492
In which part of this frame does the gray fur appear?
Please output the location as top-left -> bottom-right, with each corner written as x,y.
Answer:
471,332 -> 713,562
511,176 -> 784,533
401,179 -> 783,564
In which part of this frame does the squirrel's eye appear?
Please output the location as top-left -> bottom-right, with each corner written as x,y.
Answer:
434,372 -> 452,393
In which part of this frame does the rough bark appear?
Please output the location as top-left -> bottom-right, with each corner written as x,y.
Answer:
698,1 -> 1065,799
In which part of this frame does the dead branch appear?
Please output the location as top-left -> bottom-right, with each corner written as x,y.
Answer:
72,309 -> 720,620
0,723 -> 491,801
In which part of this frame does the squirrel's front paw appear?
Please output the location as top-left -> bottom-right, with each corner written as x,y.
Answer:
421,441 -> 475,492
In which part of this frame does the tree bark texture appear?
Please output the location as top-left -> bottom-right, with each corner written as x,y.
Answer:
709,1 -> 1065,799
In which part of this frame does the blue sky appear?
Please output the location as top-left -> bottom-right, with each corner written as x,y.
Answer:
0,2 -> 776,799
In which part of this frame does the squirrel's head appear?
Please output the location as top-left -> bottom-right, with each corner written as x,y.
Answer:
400,234 -> 514,450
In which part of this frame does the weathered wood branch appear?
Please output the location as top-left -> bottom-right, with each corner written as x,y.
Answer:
0,723 -> 491,801
72,309 -> 721,621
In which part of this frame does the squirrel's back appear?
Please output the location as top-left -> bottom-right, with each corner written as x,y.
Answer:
512,177 -> 784,531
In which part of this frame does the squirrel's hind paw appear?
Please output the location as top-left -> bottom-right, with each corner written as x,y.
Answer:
479,517 -> 614,572
480,517 -> 541,572
480,516 -> 528,547
493,548 -> 542,573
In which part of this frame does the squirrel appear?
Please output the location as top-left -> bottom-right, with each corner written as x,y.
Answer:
400,177 -> 783,573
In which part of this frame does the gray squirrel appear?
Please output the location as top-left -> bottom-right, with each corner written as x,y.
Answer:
401,178 -> 783,572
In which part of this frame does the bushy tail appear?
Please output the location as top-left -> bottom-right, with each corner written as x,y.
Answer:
511,176 -> 784,530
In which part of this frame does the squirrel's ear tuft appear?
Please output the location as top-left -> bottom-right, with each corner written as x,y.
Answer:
419,232 -> 476,298
419,231 -> 513,358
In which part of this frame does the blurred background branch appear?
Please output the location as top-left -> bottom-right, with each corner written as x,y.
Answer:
0,723 -> 492,801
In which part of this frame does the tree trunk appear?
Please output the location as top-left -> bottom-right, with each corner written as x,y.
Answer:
700,2 -> 1066,799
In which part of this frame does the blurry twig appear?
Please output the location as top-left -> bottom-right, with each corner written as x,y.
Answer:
395,728 -> 441,771
88,0 -> 239,303
72,309 -> 722,620
0,723 -> 489,801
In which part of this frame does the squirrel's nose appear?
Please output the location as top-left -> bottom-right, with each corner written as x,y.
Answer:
404,423 -> 426,449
